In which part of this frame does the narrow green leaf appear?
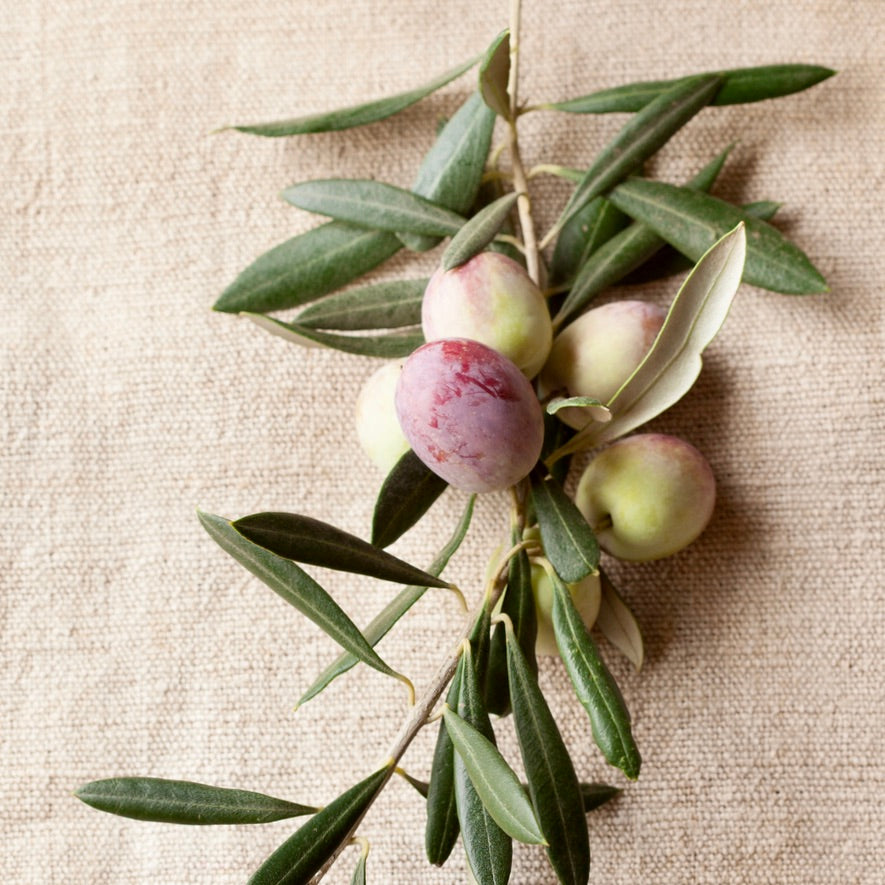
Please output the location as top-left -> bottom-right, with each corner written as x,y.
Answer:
371,449 -> 448,548
298,496 -> 475,707
549,224 -> 747,461
296,279 -> 426,331
442,192 -> 520,270
618,197 -> 779,286
553,144 -> 734,327
553,74 -> 723,235
506,623 -> 589,885
282,179 -> 466,237
400,91 -> 497,251
75,778 -> 316,825
227,55 -> 480,136
426,665 -> 463,866
550,197 -> 631,286
197,510 -> 404,686
530,472 -> 600,583
485,531 -> 538,717
247,764 -> 391,885
544,64 -> 835,114
214,223 -> 402,314
454,643 -> 512,883
444,705 -> 546,846
608,178 -> 826,293
233,512 -> 451,590
595,569 -> 644,671
479,30 -> 511,118
244,313 -> 423,358
399,771 -> 430,799
549,567 -> 641,779
580,783 -> 622,812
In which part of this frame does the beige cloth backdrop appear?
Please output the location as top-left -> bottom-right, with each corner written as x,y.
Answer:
3,1 -> 884,882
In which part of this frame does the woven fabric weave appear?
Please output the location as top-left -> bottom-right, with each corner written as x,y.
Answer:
3,1 -> 883,882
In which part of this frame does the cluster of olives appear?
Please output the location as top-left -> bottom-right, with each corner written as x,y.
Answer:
355,251 -> 715,649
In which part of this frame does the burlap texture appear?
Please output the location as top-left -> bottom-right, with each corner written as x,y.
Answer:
3,1 -> 883,882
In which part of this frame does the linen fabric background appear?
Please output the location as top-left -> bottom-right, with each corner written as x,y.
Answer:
3,1 -> 883,882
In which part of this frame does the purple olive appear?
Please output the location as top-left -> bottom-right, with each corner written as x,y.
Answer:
395,338 -> 544,493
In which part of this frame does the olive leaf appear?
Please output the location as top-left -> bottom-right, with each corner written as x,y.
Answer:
548,223 -> 747,461
295,278 -> 426,331
213,222 -> 402,315
197,510 -> 408,690
442,192 -> 520,270
505,622 -> 590,885
444,704 -> 546,846
479,30 -> 511,119
425,661 -> 463,866
552,73 -> 723,236
297,496 -> 475,708
453,642 -> 513,883
226,55 -> 480,136
549,196 -> 631,286
372,449 -> 448,548
400,90 -> 497,251
232,511 -> 452,590
543,64 -> 835,114
548,566 -> 641,779
619,197 -> 779,286
530,472 -> 600,583
350,846 -> 368,885
552,143 -> 734,327
247,764 -> 392,885
74,778 -> 317,825
580,783 -> 622,812
546,396 -> 611,423
282,179 -> 466,237
244,313 -> 423,358
607,178 -> 827,294
595,568 -> 644,671
485,529 -> 538,717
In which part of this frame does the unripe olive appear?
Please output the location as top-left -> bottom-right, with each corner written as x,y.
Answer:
395,338 -> 544,493
422,251 -> 553,378
540,299 -> 666,428
531,561 -> 601,656
354,361 -> 410,473
575,433 -> 716,561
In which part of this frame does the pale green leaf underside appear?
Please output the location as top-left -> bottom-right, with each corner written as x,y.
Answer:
479,30 -> 511,118
596,569 -> 644,671
244,313 -> 423,358
546,396 -> 611,422
227,55 -> 480,136
443,707 -> 546,846
550,223 -> 747,460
